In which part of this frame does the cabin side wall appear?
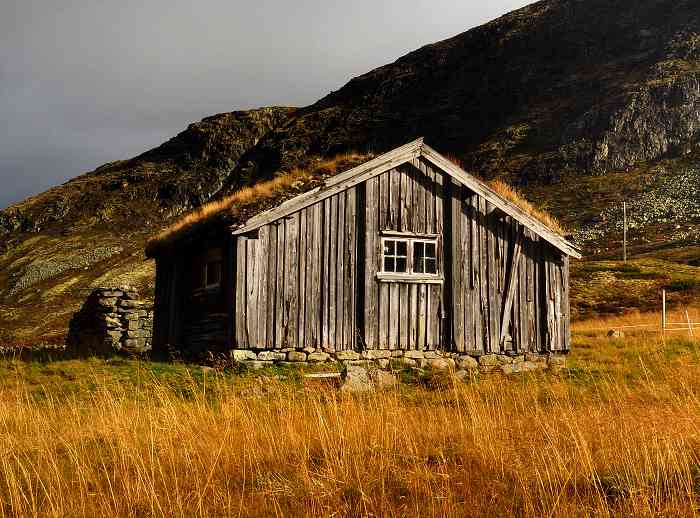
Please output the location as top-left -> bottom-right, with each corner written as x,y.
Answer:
446,177 -> 571,355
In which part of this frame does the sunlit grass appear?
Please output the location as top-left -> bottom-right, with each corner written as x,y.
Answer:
0,314 -> 700,516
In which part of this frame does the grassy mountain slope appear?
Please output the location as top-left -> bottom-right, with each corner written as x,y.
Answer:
2,0 -> 700,345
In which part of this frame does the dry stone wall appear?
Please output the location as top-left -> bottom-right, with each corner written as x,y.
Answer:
67,287 -> 153,356
230,347 -> 566,375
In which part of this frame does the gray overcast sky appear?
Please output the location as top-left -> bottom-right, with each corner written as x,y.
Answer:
0,0 -> 530,209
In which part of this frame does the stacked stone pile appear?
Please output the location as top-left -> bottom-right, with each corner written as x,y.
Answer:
66,287 -> 153,356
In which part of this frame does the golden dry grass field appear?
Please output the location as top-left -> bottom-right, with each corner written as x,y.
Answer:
0,311 -> 699,517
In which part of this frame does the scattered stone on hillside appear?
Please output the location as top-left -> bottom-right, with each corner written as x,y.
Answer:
66,287 -> 153,356
607,329 -> 625,338
340,365 -> 374,394
9,246 -> 124,295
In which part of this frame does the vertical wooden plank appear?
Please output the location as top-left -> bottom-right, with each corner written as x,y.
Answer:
364,177 -> 378,350
409,283 -> 418,349
435,171 -> 444,240
379,172 -> 389,230
399,283 -> 409,349
425,284 -> 432,349
328,196 -> 338,350
451,182 -> 464,351
417,285 -> 427,350
344,188 -> 356,351
257,226 -> 268,349
236,236 -> 247,347
389,283 -> 399,350
297,209 -> 307,349
275,222 -> 285,349
412,159 -> 425,234
526,234 -> 536,352
469,194 -> 481,351
486,202 -> 500,352
431,284 -> 442,349
421,159 -> 434,234
321,198 -> 331,349
266,225 -> 277,349
400,167 -> 410,233
461,191 -> 474,352
285,213 -> 299,348
389,168 -> 400,231
562,255 -> 571,351
308,203 -> 322,349
378,283 -> 390,350
246,238 -> 258,348
335,193 -> 345,351
479,197 -> 490,353
533,238 -> 547,353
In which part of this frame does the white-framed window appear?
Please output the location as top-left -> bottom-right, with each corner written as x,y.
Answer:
382,239 -> 408,273
412,240 -> 438,274
380,236 -> 440,277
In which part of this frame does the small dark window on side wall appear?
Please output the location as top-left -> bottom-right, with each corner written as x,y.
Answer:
205,260 -> 222,288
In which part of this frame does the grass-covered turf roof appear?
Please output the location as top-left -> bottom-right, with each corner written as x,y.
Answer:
146,151 -> 565,258
146,152 -> 373,257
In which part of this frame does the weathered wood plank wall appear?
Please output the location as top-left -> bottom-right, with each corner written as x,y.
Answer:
363,162 -> 443,351
234,188 -> 358,351
230,159 -> 570,354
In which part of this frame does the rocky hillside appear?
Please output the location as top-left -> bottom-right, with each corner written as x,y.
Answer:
2,0 -> 700,344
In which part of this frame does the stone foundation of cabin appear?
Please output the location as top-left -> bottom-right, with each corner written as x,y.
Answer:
67,287 -> 154,356
230,348 -> 567,374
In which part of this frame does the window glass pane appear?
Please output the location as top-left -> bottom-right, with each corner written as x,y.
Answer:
397,240 -> 408,257
384,240 -> 395,256
396,258 -> 407,273
413,242 -> 424,273
425,258 -> 437,274
384,257 -> 395,272
425,242 -> 436,259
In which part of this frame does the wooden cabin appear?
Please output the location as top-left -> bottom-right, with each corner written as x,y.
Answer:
146,139 -> 581,360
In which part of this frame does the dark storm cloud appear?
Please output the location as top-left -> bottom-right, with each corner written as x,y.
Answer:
0,0 -> 530,209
